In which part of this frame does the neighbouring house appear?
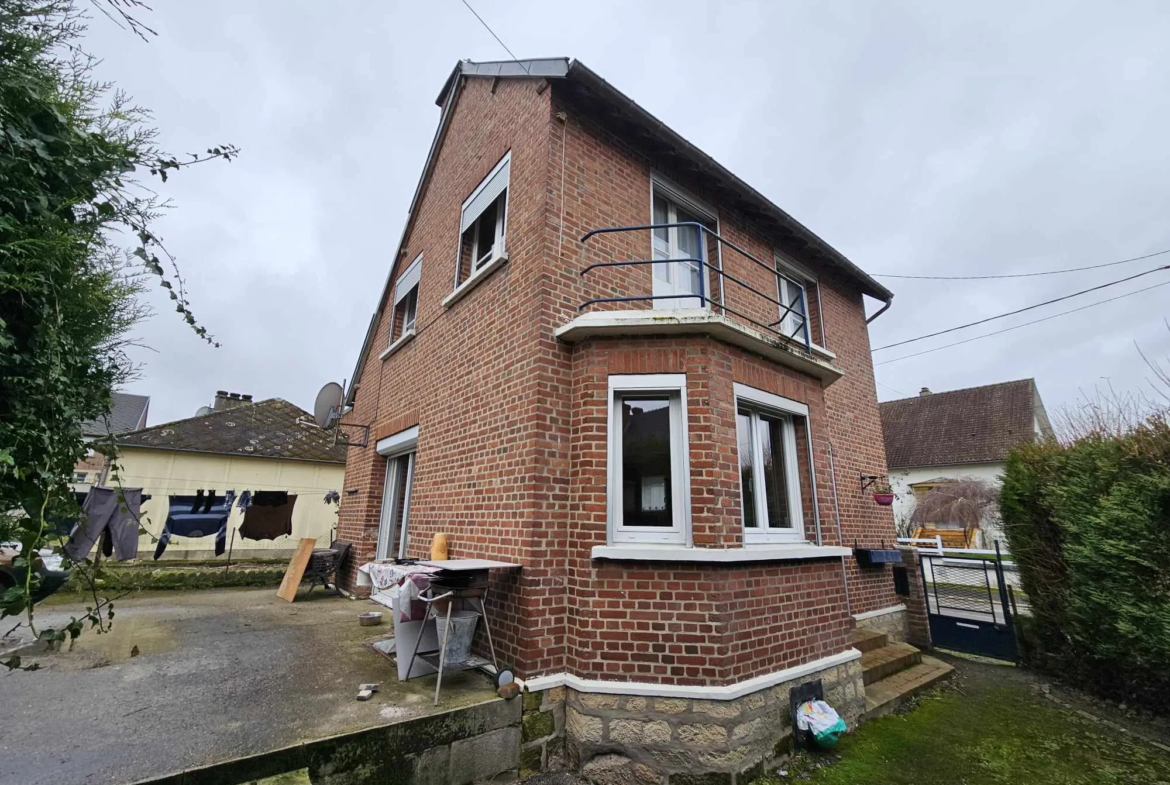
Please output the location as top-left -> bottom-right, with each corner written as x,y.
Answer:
71,392 -> 150,492
880,379 -> 1053,548
337,58 -> 908,778
109,391 -> 347,560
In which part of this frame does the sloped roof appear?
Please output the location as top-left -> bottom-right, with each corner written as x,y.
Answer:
81,392 -> 150,437
117,399 -> 346,464
880,379 -> 1044,468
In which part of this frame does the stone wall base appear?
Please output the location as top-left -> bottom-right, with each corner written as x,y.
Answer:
852,606 -> 908,643
560,656 -> 865,785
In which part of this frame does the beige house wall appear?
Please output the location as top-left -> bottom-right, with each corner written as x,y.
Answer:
115,447 -> 345,560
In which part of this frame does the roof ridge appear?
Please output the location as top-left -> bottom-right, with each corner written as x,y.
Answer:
879,378 -> 1034,405
121,397 -> 286,436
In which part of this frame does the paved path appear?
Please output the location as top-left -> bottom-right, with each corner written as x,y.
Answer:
0,588 -> 495,785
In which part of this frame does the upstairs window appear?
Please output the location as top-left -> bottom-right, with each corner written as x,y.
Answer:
391,253 -> 421,344
457,152 -> 510,286
776,272 -> 808,342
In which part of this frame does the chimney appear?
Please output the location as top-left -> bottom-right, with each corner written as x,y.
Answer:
919,387 -> 932,396
213,391 -> 253,411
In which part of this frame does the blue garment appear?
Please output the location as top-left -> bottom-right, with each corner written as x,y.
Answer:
154,494 -> 230,559
236,490 -> 252,509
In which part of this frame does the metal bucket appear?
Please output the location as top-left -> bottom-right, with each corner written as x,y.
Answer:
434,610 -> 480,664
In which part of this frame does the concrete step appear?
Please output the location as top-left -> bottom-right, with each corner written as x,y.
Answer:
861,642 -> 922,686
862,655 -> 955,721
848,628 -> 889,654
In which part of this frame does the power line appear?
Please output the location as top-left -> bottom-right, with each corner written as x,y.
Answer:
876,380 -> 911,397
458,0 -> 530,73
875,279 -> 1170,366
871,246 -> 1170,280
871,264 -> 1170,352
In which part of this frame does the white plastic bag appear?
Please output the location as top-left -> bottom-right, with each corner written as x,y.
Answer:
795,700 -> 847,747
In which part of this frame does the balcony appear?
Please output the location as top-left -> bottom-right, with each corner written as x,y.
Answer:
555,223 -> 844,385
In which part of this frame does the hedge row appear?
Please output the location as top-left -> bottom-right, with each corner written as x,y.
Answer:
62,563 -> 287,592
1001,419 -> 1170,709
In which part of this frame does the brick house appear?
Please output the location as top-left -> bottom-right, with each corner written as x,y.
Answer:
338,59 -> 903,778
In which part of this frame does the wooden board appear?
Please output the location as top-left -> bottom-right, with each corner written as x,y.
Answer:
277,538 -> 318,602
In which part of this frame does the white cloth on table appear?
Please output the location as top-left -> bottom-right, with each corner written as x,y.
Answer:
358,562 -> 440,621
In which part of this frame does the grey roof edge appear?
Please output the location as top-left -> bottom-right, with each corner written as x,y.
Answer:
347,57 -> 892,406
879,378 -> 1036,406
116,442 -> 346,465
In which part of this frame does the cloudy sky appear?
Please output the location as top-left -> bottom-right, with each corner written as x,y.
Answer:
86,1 -> 1170,425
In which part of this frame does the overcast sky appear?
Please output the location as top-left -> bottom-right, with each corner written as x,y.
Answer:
86,1 -> 1170,426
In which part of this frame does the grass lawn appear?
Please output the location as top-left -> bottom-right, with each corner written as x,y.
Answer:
757,657 -> 1170,785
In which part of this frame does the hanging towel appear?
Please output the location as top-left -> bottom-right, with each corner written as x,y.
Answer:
238,494 -> 297,540
65,487 -> 143,562
153,493 -> 230,559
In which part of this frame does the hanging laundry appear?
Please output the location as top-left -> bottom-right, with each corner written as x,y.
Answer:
238,493 -> 297,541
65,487 -> 144,562
153,492 -> 231,559
235,490 -> 252,509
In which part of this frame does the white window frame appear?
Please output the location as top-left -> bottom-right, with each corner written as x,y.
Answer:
649,174 -> 719,311
733,383 -> 807,544
607,374 -> 691,545
391,253 -> 422,345
458,152 -> 510,284
375,427 -> 419,561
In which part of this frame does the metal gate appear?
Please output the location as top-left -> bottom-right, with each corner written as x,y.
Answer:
919,545 -> 1017,661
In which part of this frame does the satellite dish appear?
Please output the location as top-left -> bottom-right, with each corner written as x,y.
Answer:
195,406 -> 212,416
314,382 -> 344,429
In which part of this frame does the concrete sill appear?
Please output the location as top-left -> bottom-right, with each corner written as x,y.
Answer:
591,544 -> 852,563
555,309 -> 844,385
379,329 -> 416,361
441,252 -> 509,309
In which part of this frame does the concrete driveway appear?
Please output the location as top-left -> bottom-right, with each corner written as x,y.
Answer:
0,588 -> 497,785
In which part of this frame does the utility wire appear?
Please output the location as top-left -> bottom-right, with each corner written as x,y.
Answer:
871,246 -> 1170,280
871,264 -> 1170,352
458,0 -> 531,74
874,279 -> 1170,366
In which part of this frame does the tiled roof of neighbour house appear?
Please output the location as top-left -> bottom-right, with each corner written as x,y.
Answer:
80,392 -> 150,437
116,399 -> 347,464
880,379 -> 1046,469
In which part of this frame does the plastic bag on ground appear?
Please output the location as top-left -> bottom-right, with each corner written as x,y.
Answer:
795,700 -> 847,748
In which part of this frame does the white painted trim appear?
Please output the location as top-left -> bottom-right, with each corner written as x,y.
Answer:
852,604 -> 907,622
376,425 -> 419,457
556,310 -> 844,385
608,373 -> 687,391
441,251 -> 509,309
809,343 -> 835,361
379,329 -> 416,360
590,543 -> 852,562
520,647 -> 860,700
461,151 -> 511,230
733,382 -> 809,417
393,253 -> 423,305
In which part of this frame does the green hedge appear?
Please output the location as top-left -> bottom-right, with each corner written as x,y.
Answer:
1001,420 -> 1170,709
62,563 -> 286,593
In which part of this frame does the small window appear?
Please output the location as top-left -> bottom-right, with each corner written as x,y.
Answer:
72,472 -> 89,484
734,383 -> 807,544
457,153 -> 510,286
391,254 -> 422,344
776,273 -> 809,342
608,375 -> 690,544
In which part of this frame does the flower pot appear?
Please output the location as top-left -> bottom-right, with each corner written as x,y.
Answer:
872,492 -> 894,506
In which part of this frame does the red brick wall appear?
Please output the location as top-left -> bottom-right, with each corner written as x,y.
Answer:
337,72 -> 897,684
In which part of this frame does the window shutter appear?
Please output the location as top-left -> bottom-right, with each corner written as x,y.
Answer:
460,155 -> 510,233
394,255 -> 422,305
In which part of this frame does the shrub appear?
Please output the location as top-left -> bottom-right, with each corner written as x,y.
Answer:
1002,419 -> 1170,709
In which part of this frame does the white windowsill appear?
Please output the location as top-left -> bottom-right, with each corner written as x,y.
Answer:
810,343 -> 835,360
441,252 -> 509,309
590,543 -> 852,563
379,329 -> 416,360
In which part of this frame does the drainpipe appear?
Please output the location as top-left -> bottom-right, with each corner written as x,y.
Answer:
827,439 -> 851,617
865,296 -> 893,325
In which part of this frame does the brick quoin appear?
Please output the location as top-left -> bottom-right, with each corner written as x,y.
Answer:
337,62 -> 899,686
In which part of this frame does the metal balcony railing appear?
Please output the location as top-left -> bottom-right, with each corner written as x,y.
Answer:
578,223 -> 813,351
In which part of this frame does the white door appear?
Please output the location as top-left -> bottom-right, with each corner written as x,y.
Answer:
651,193 -> 705,309
376,452 -> 415,560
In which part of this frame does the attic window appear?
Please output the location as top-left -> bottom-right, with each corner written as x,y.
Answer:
391,254 -> 422,343
457,152 -> 510,286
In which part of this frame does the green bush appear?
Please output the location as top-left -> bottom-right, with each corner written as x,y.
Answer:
1001,420 -> 1170,709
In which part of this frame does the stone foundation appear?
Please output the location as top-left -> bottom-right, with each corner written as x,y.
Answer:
521,686 -> 566,776
559,655 -> 864,785
852,605 -> 908,643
